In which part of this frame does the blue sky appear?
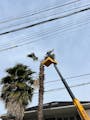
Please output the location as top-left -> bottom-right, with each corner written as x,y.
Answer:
0,0 -> 90,115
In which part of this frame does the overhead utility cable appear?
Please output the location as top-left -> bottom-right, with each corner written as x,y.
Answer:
0,16 -> 90,48
1,3 -> 89,32
45,73 -> 90,84
0,20 -> 89,52
0,82 -> 90,94
0,0 -> 79,24
0,7 -> 89,36
34,81 -> 90,94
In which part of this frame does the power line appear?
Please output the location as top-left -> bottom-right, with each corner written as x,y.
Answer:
1,2 -> 89,32
0,13 -> 90,47
0,4 -> 89,50
0,21 -> 89,53
0,19 -> 89,52
45,73 -> 90,84
0,15 -> 90,49
34,81 -> 90,94
0,7 -> 89,36
0,81 -> 90,94
0,0 -> 80,24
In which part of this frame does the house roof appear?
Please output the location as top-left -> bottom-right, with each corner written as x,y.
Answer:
1,101 -> 90,120
26,101 -> 90,111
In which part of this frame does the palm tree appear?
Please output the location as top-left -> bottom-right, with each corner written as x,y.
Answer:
28,53 -> 44,120
0,64 -> 35,120
28,50 -> 55,120
37,62 -> 44,120
37,50 -> 55,120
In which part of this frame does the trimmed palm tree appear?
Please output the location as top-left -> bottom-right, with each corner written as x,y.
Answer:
0,64 -> 35,120
37,62 -> 44,120
28,53 -> 44,120
28,50 -> 54,120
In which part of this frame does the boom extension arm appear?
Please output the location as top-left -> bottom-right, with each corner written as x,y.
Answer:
42,57 -> 90,120
73,98 -> 90,120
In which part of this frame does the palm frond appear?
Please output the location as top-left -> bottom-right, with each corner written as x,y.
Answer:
27,53 -> 38,61
1,76 -> 13,84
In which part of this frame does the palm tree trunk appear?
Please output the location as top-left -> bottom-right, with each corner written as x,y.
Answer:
38,63 -> 44,120
7,100 -> 24,120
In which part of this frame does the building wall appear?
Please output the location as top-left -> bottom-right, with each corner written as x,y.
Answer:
45,109 -> 90,120
24,111 -> 81,120
86,109 -> 90,117
24,107 -> 90,120
44,113 -> 81,120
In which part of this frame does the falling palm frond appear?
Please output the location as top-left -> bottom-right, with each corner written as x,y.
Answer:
27,53 -> 38,61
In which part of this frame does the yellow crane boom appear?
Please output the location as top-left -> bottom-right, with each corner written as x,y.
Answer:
42,57 -> 90,120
